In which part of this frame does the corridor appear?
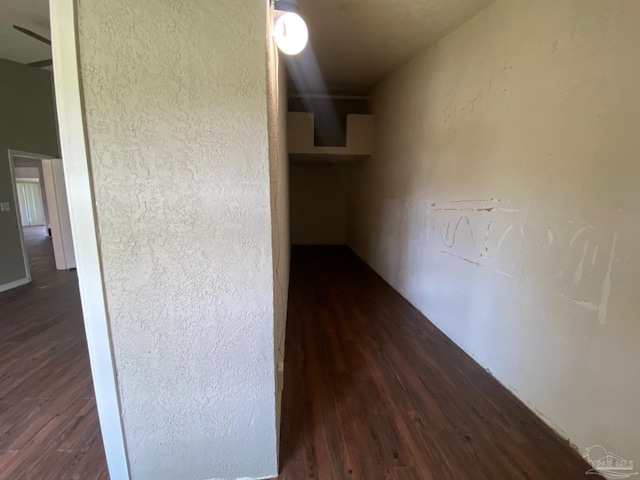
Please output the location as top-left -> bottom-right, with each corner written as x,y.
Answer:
278,246 -> 597,480
0,227 -> 107,479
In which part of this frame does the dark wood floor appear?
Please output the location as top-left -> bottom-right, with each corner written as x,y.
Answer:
0,236 -> 600,479
0,226 -> 108,480
278,246 -> 599,480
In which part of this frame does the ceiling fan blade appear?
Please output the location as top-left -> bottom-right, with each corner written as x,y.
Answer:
27,59 -> 53,68
13,25 -> 51,46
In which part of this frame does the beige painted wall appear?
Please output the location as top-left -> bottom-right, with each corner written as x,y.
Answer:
76,0 -> 278,478
0,59 -> 59,287
349,0 -> 640,464
266,5 -> 291,441
290,163 -> 350,245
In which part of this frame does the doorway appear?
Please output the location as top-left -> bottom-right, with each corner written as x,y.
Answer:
16,179 -> 46,228
1,149 -> 108,478
8,150 -> 76,285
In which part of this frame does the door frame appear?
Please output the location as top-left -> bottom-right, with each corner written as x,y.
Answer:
50,1 -> 131,478
41,158 -> 76,270
4,149 -> 53,291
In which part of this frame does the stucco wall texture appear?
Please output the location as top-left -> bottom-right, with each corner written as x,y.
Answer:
349,0 -> 640,464
77,0 -> 278,478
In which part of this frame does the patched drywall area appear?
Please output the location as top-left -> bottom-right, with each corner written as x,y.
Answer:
266,6 -> 291,439
77,0 -> 277,478
290,163 -> 350,245
0,59 -> 59,287
349,0 -> 640,464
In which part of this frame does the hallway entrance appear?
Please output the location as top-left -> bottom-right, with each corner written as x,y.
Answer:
278,246 -> 596,479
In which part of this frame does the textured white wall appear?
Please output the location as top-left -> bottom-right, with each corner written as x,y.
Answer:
350,0 -> 640,464
266,5 -> 291,439
290,164 -> 350,245
77,0 -> 278,478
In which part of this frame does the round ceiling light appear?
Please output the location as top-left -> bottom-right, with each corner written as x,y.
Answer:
274,12 -> 308,56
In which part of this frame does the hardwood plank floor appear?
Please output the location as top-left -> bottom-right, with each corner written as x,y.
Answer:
0,226 -> 108,480
278,246 -> 600,480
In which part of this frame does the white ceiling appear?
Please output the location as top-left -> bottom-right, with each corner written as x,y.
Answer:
0,0 -> 51,65
287,0 -> 495,94
0,0 -> 493,91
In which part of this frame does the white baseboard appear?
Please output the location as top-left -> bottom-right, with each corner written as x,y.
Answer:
0,277 -> 30,293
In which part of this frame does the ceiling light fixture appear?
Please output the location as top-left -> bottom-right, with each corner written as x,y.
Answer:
273,0 -> 308,56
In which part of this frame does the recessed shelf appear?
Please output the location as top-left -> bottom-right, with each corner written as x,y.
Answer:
288,112 -> 373,163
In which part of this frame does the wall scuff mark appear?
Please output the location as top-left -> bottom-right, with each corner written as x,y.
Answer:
573,240 -> 589,284
598,232 -> 617,325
